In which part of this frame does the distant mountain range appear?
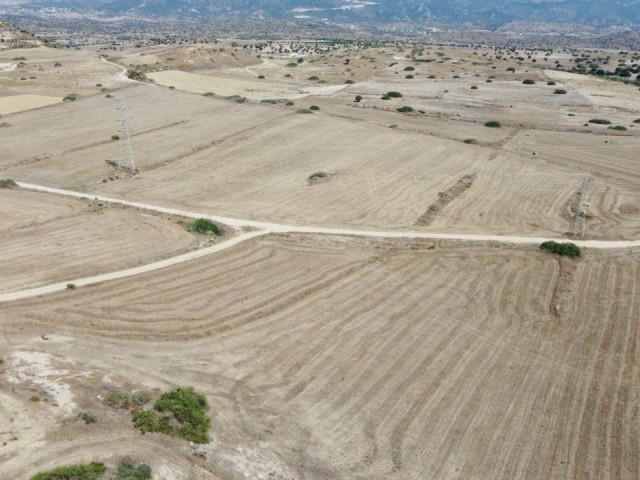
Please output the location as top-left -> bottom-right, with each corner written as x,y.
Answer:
3,1 -> 640,28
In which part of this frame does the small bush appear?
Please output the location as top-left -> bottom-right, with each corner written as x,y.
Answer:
609,125 -> 628,131
540,241 -> 581,258
308,171 -> 329,182
547,81 -> 556,85
307,76 -> 319,81
309,105 -> 320,111
403,66 -> 415,71
286,62 -> 298,67
63,94 -> 77,102
554,89 -> 567,94
470,85 -> 478,90
78,412 -> 96,424
484,120 -> 502,128
396,106 -> 414,113
186,218 -> 223,235
286,101 -> 294,106
257,75 -> 265,79
133,387 -> 211,444
381,95 -> 391,100
589,118 -> 611,125
344,79 -> 354,84
203,92 -> 214,97
386,91 -> 403,98
111,134 -> 120,141
463,138 -> 477,144
354,95 -> 362,103
114,458 -> 151,480
105,94 -> 113,98
0,179 -> 17,188
522,79 -> 536,85
633,119 -> 640,123
30,462 -> 107,480
66,283 -> 76,290
296,108 -> 313,114
405,74 -> 414,79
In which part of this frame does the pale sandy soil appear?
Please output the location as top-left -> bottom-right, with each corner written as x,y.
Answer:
1,234 -> 638,479
0,190 -> 200,293
147,69 -> 347,100
0,93 -> 61,115
545,69 -> 640,111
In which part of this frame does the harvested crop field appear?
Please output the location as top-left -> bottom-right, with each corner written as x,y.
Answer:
1,234 -> 638,479
0,94 -> 61,115
0,189 -> 198,292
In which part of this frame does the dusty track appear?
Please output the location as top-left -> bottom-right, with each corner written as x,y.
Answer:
1,181 -> 636,304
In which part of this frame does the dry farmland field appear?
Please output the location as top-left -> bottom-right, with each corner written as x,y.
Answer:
1,36 -> 639,480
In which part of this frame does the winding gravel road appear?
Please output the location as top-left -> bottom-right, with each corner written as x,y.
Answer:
1,181 -> 637,303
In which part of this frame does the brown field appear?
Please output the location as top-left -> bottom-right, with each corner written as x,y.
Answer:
1,37 -> 639,480
0,189 -> 198,292
1,234 -> 638,479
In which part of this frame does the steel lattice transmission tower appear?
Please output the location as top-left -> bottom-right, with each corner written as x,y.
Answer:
118,96 -> 137,172
573,173 -> 592,238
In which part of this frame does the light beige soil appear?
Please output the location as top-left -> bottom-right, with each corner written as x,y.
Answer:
0,94 -> 61,115
1,234 -> 638,479
0,190 -> 199,293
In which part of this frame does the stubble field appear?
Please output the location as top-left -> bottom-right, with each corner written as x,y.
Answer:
1,37 -> 639,480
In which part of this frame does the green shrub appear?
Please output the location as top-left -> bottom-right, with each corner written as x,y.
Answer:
286,62 -> 298,67
522,79 -> 535,85
354,95 -> 362,102
286,101 -> 294,106
307,76 -> 319,81
381,95 -> 391,100
405,74 -> 414,79
0,179 -> 17,188
203,92 -> 214,97
344,79 -> 354,84
30,462 -> 107,480
63,94 -> 77,102
309,105 -> 320,111
589,118 -> 611,125
547,81 -> 556,85
403,66 -> 415,71
133,387 -> 211,444
186,218 -> 223,235
554,89 -> 567,94
484,120 -> 502,128
463,138 -> 477,144
609,125 -> 628,131
111,134 -> 120,141
78,412 -> 96,424
396,106 -> 414,113
386,91 -> 403,98
114,458 -> 151,480
471,85 -> 478,90
66,283 -> 76,290
257,75 -> 265,79
540,241 -> 581,258
633,119 -> 640,123
296,108 -> 313,114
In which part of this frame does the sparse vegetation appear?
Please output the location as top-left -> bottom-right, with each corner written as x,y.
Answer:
63,93 -> 78,102
547,81 -> 556,85
540,241 -> 581,259
522,79 -> 536,85
78,412 -> 96,424
309,105 -> 320,111
111,134 -> 120,140
554,89 -> 567,94
30,462 -> 107,480
132,387 -> 211,444
354,95 -> 363,102
66,283 -> 76,290
114,458 -> 152,480
386,91 -> 403,98
186,218 -> 224,235
403,66 -> 415,71
396,106 -> 414,113
484,120 -> 502,128
463,138 -> 477,144
0,178 -> 17,188
608,125 -> 628,131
